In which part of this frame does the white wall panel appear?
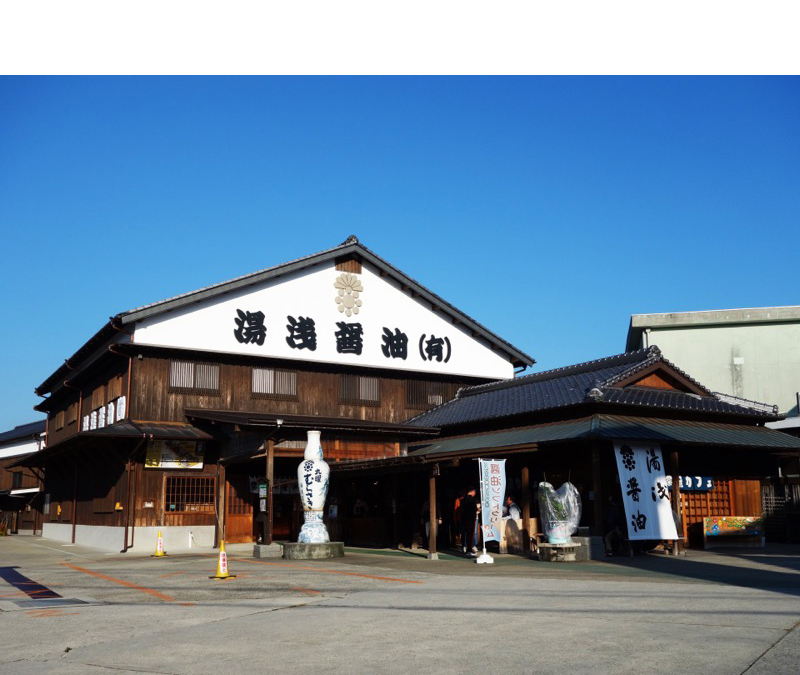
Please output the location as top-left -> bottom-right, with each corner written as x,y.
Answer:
0,438 -> 40,460
133,260 -> 514,380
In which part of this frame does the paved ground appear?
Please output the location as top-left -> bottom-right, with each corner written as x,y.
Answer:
1,536 -> 799,674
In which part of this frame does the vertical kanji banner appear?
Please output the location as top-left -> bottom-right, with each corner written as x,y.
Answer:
478,459 -> 506,542
613,442 -> 678,541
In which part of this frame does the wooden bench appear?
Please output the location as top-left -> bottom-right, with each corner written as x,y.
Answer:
703,516 -> 764,549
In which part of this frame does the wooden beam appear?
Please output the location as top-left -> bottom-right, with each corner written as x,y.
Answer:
391,473 -> 399,548
71,461 -> 78,544
266,438 -> 274,545
670,449 -> 683,554
591,443 -> 604,536
216,461 -> 226,547
427,466 -> 438,560
521,465 -> 531,555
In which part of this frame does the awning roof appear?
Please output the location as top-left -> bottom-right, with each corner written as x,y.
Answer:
84,421 -> 213,441
408,415 -> 800,459
184,409 -> 439,438
11,421 -> 212,467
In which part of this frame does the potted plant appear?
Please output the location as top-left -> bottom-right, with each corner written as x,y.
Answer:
538,481 -> 580,544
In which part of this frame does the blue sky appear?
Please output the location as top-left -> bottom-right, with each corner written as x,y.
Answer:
1,76 -> 798,430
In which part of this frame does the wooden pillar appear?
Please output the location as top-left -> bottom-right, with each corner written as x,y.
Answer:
216,461 -> 226,547
670,449 -> 683,554
265,438 -> 275,545
591,442 -> 604,536
427,466 -> 438,560
521,464 -> 531,555
391,473 -> 399,548
71,461 -> 78,544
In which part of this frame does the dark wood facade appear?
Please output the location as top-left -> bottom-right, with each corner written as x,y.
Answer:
129,353 -> 468,427
33,346 -> 482,547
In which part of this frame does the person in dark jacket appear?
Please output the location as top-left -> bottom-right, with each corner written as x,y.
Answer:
460,487 -> 479,555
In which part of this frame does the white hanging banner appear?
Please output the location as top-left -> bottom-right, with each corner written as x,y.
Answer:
613,442 -> 678,541
478,459 -> 506,543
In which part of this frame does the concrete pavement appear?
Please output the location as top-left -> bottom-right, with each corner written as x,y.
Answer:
1,535 -> 798,674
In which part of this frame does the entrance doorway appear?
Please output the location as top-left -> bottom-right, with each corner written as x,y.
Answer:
225,475 -> 254,543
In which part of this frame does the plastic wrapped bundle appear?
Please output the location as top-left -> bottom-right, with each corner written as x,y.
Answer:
538,481 -> 582,544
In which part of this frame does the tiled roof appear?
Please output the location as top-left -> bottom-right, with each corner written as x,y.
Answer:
408,415 -> 800,457
0,420 -> 46,445
406,346 -> 781,428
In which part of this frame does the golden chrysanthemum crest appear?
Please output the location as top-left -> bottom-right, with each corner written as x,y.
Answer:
334,272 -> 363,316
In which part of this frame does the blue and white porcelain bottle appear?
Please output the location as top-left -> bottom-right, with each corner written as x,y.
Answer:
297,430 -> 330,543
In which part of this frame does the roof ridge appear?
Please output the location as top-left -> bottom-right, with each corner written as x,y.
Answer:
457,346 -> 659,399
712,391 -> 779,414
118,238 -> 354,318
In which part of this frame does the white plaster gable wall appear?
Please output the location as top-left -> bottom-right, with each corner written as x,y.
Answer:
0,438 -> 40,460
132,260 -> 514,380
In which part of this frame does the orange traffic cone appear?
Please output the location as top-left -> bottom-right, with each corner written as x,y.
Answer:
210,540 -> 236,579
151,530 -> 168,557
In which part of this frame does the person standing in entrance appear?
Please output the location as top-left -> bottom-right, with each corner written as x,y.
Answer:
503,495 -> 522,520
460,487 -> 479,555
453,487 -> 465,548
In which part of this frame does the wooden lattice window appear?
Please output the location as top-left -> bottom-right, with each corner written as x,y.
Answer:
679,479 -> 733,539
340,374 -> 380,406
165,476 -> 216,513
54,410 -> 65,431
168,361 -> 220,395
406,381 -> 457,410
252,368 -> 297,400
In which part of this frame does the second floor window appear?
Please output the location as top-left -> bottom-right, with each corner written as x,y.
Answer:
406,380 -> 457,410
339,374 -> 380,406
252,368 -> 297,399
169,360 -> 220,394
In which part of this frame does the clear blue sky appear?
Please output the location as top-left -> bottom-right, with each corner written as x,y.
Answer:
1,76 -> 798,430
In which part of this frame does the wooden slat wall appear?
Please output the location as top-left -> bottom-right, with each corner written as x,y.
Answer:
47,365 -> 129,447
74,452 -> 128,527
731,479 -> 762,516
630,372 -> 680,390
132,356 -> 468,426
679,477 -> 763,545
0,457 -> 39,491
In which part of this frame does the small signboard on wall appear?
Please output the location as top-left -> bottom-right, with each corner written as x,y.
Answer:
145,440 -> 205,469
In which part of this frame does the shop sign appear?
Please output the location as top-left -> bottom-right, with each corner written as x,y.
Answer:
478,458 -> 506,543
145,440 -> 204,469
614,442 -> 679,541
666,475 -> 713,491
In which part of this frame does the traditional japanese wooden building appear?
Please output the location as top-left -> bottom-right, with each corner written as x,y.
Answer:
0,420 -> 45,535
22,236 -> 533,552
331,346 -> 800,553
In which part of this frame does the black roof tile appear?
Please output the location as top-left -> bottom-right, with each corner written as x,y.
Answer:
406,346 -> 780,428
0,420 -> 46,445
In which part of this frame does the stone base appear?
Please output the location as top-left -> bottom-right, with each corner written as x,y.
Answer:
570,536 -> 605,561
253,543 -> 284,559
283,542 -> 344,560
538,542 -> 581,562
